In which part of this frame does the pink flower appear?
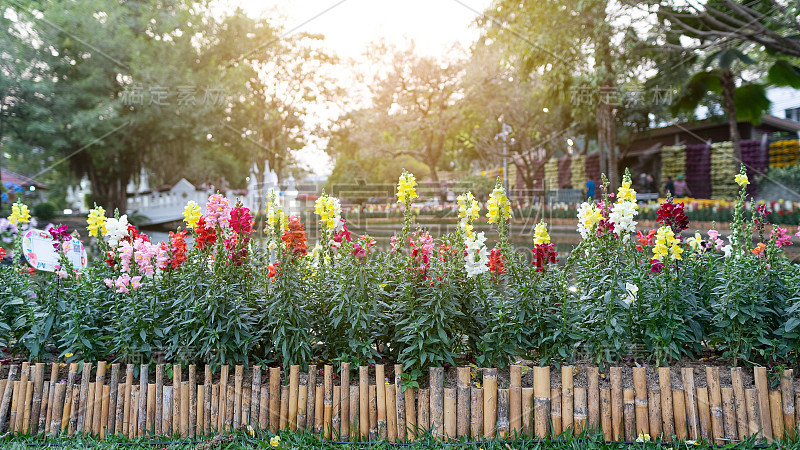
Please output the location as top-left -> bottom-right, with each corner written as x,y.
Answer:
205,194 -> 231,228
104,278 -> 114,288
130,276 -> 143,290
796,226 -> 800,239
114,273 -> 131,293
772,227 -> 793,248
56,269 -> 68,279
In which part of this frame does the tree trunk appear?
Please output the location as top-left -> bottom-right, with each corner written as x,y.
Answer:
595,6 -> 617,188
87,165 -> 129,215
720,68 -> 743,164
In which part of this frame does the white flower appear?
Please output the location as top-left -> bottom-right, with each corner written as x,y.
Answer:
104,215 -> 129,247
623,282 -> 638,306
609,201 -> 638,240
721,244 -> 732,258
464,232 -> 489,277
576,202 -> 601,239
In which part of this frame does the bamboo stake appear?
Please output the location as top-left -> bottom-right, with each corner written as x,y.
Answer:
107,364 -> 120,436
188,365 -> 196,436
225,384 -> 234,432
385,384 -> 397,442
457,367 -> 470,438
172,364 -> 182,435
85,382 -> 95,435
392,364 -> 403,442
332,385 -> 341,437
417,388 -> 429,434
673,389 -> 687,440
259,383 -> 268,430
269,367 -> 280,433
297,382 -> 308,433
658,367 -> 674,439
721,387 -> 737,442
163,386 -> 173,437
587,367 -> 599,433
369,385 -> 378,440
348,385 -> 358,441
506,366 -> 519,437
128,386 -> 138,439
204,365 -> 212,434
209,384 -> 218,433
9,380 -> 19,434
551,387 -> 561,435
682,368 -> 699,440
137,364 -> 147,437
336,363 -> 348,440
15,362 -> 29,432
30,363 -> 45,434
101,386 -> 110,439
122,364 -> 133,436
697,387 -> 711,440
242,387 -> 250,427
0,366 -> 19,433
146,383 -> 155,435
731,367 -> 748,441
781,370 -> 794,439
197,385 -> 204,435
623,388 -> 635,441
430,366 -> 444,439
375,365 -> 387,439
404,385 -> 415,442
46,363 -> 59,434
533,366 -> 548,439
629,367 -> 647,438
444,388 -> 457,439
484,368 -> 498,438
93,362 -> 106,436
38,382 -> 48,435
288,365 -> 299,431
574,387 -> 587,435
359,366 -> 368,440
215,365 -> 225,431
314,385 -> 324,435
497,388 -> 509,438
71,385 -> 83,436
745,388 -> 760,440
769,391 -> 783,441
648,390 -> 662,439
22,380 -> 32,434
522,387 -> 533,437
562,366 -> 573,433
49,383 -> 65,436
705,367 -> 723,444
754,366 -> 773,443
323,365 -> 332,438
231,365 -> 242,430
610,367 -> 623,441
250,366 -> 260,431
306,365 -> 316,432
796,391 -> 800,436
599,389 -> 611,441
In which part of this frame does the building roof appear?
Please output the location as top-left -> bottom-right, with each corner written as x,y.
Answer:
1,168 -> 49,189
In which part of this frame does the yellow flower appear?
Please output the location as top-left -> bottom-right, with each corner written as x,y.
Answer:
86,206 -> 107,237
65,352 -> 73,358
314,194 -> 341,229
616,180 -> 637,203
9,202 -> 30,225
247,425 -> 255,437
636,433 -> 651,442
653,226 -> 682,261
487,184 -> 512,224
457,192 -> 480,237
534,221 -> 550,245
396,170 -> 418,205
734,173 -> 749,187
183,201 -> 202,229
270,435 -> 280,447
266,195 -> 287,233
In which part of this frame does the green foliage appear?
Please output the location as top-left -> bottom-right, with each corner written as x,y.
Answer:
32,202 -> 57,221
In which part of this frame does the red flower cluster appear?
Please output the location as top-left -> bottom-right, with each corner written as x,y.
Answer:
0,248 -> 6,259
230,206 -> 254,235
282,216 -> 308,256
267,262 -> 280,278
533,243 -> 557,272
332,220 -> 352,249
169,230 -> 188,268
636,230 -> 655,251
649,258 -> 665,274
105,251 -> 115,267
195,217 -> 217,250
488,248 -> 505,277
657,200 -> 689,234
123,224 -> 150,244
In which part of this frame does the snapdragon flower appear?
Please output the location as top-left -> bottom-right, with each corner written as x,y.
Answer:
464,232 -> 489,277
105,215 -> 129,247
576,202 -> 602,239
396,171 -> 418,205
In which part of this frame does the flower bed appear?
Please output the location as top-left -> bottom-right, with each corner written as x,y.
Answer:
0,168 -> 798,377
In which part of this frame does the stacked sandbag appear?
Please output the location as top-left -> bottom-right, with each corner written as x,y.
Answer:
558,156 -> 572,189
769,139 -> 800,168
660,145 -> 686,182
710,141 -> 738,199
740,139 -> 768,198
570,155 -> 587,190
685,144 -> 712,199
544,158 -> 559,191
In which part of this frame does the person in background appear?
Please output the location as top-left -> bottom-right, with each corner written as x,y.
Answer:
585,179 -> 596,201
673,174 -> 691,198
664,176 -> 675,197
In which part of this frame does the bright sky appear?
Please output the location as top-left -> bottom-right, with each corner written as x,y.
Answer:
227,0 -> 494,177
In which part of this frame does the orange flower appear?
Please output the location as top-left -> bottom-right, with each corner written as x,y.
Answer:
750,242 -> 766,255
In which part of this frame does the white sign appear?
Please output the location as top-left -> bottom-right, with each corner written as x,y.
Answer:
22,229 -> 88,272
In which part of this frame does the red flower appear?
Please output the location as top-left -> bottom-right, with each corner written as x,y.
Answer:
169,230 -> 188,268
267,263 -> 280,278
282,216 -> 308,256
657,200 -> 689,234
105,251 -> 116,267
533,243 -> 557,272
0,248 -> 6,259
488,248 -> 505,277
195,217 -> 217,250
649,258 -> 665,274
122,224 -> 150,244
230,206 -> 254,235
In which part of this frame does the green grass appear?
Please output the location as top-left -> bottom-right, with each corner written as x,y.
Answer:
0,430 -> 797,449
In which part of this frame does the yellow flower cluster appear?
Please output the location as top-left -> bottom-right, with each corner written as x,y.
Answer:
315,194 -> 341,229
534,221 -> 550,245
653,226 -> 683,261
617,180 -> 637,203
86,206 -> 107,237
487,185 -> 512,224
734,173 -> 749,187
266,196 -> 287,233
183,201 -> 202,229
9,202 -> 30,225
396,171 -> 418,205
457,192 -> 480,237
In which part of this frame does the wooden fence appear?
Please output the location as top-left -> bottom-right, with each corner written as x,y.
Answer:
0,362 -> 795,443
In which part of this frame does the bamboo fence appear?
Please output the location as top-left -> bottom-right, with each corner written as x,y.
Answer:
0,362 -> 795,444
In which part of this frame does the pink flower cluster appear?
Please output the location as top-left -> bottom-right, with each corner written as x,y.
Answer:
707,229 -> 725,251
771,227 -> 793,248
332,220 -> 352,250
105,232 -> 170,293
408,230 -> 434,276
103,273 -> 143,294
205,194 -> 231,228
